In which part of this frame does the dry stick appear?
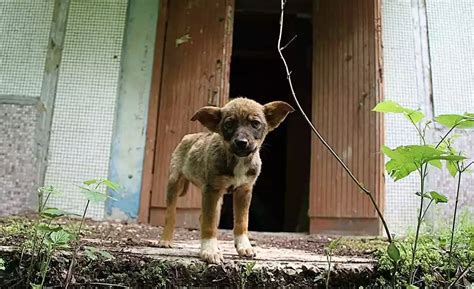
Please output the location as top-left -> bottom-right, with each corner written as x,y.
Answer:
409,165 -> 427,284
448,258 -> 473,288
447,164 -> 463,281
277,0 -> 392,242
65,200 -> 90,288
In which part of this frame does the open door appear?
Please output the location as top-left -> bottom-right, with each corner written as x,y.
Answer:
310,0 -> 384,235
144,0 -> 234,227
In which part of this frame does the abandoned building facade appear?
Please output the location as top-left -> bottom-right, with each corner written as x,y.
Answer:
1,0 -> 473,236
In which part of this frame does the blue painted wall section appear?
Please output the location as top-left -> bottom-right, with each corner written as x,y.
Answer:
107,0 -> 159,219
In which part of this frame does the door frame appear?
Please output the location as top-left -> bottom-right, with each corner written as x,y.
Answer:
308,0 -> 384,235
139,0 -> 234,224
138,0 -> 168,223
140,0 -> 385,236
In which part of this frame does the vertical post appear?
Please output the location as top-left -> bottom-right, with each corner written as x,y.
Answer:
106,0 -> 160,220
411,0 -> 435,119
35,0 -> 71,190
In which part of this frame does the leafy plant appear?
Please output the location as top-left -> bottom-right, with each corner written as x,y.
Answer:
26,185 -> 73,287
83,246 -> 115,261
240,261 -> 256,288
373,100 -> 473,286
324,237 -> 342,289
64,178 -> 119,288
13,178 -> 120,289
0,257 -> 5,271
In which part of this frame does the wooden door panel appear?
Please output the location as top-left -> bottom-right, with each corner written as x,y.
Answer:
310,0 -> 384,235
150,0 -> 234,210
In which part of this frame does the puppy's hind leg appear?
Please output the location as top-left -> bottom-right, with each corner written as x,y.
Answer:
158,174 -> 189,248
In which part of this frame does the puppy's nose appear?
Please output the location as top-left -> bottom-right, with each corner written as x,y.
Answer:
234,138 -> 249,150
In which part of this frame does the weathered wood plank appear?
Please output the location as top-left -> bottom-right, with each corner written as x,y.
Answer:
35,0 -> 71,189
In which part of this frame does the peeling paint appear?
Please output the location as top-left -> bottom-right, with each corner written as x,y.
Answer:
106,0 -> 159,220
175,33 -> 192,47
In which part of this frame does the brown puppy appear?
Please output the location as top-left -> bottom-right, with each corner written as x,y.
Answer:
158,97 -> 294,264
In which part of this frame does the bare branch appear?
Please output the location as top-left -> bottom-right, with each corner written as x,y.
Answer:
277,0 -> 392,242
280,35 -> 298,51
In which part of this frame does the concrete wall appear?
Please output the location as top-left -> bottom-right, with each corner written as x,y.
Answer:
0,0 -> 54,215
44,0 -> 128,219
382,0 -> 474,234
107,0 -> 159,220
0,105 -> 38,214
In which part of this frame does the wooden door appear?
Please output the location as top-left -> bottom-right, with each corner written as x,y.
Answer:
145,0 -> 234,227
310,0 -> 384,235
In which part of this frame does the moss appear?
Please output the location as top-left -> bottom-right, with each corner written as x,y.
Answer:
376,216 -> 473,287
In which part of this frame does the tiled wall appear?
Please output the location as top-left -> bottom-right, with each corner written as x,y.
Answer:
424,0 -> 474,227
44,0 -> 128,219
0,0 -> 54,215
0,104 -> 37,215
381,0 -> 422,235
382,0 -> 474,234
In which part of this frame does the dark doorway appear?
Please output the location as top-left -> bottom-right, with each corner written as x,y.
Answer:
219,0 -> 312,232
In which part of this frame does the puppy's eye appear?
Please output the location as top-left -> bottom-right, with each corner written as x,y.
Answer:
224,120 -> 234,129
251,120 -> 261,129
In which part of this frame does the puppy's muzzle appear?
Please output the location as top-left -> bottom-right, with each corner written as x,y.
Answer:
231,138 -> 255,157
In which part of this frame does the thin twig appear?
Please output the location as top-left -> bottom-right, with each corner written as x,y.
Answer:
447,169 -> 462,280
281,35 -> 298,51
420,199 -> 433,221
277,0 -> 392,242
436,124 -> 459,149
409,166 -> 426,284
461,161 -> 473,172
448,259 -> 472,288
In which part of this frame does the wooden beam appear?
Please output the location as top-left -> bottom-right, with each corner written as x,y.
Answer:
35,0 -> 71,188
138,0 -> 169,224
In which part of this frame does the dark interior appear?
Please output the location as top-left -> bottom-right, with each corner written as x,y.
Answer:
219,0 -> 312,232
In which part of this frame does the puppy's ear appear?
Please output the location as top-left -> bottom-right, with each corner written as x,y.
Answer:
191,106 -> 222,132
263,101 -> 295,131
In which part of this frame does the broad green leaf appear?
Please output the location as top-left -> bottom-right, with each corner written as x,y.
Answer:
446,160 -> 458,177
373,101 -> 425,123
428,159 -> 442,169
49,229 -> 72,246
84,246 -> 115,261
382,145 -> 466,181
82,190 -> 108,203
372,100 -> 406,113
36,224 -> 62,234
407,285 -> 419,289
415,191 -> 430,199
38,185 -> 62,196
102,179 -> 120,192
404,109 -> 425,124
387,243 -> 400,262
435,155 -> 466,161
30,283 -> 42,289
429,191 -> 448,204
0,258 -> 5,271
83,179 -> 99,186
435,114 -> 474,129
84,248 -> 98,261
41,207 -> 79,218
98,250 -> 115,260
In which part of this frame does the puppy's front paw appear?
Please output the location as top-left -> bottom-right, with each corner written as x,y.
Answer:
234,235 -> 256,258
157,240 -> 173,248
200,238 -> 224,264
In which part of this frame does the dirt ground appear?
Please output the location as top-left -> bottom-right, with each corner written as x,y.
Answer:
0,216 -> 383,288
0,215 -> 386,257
